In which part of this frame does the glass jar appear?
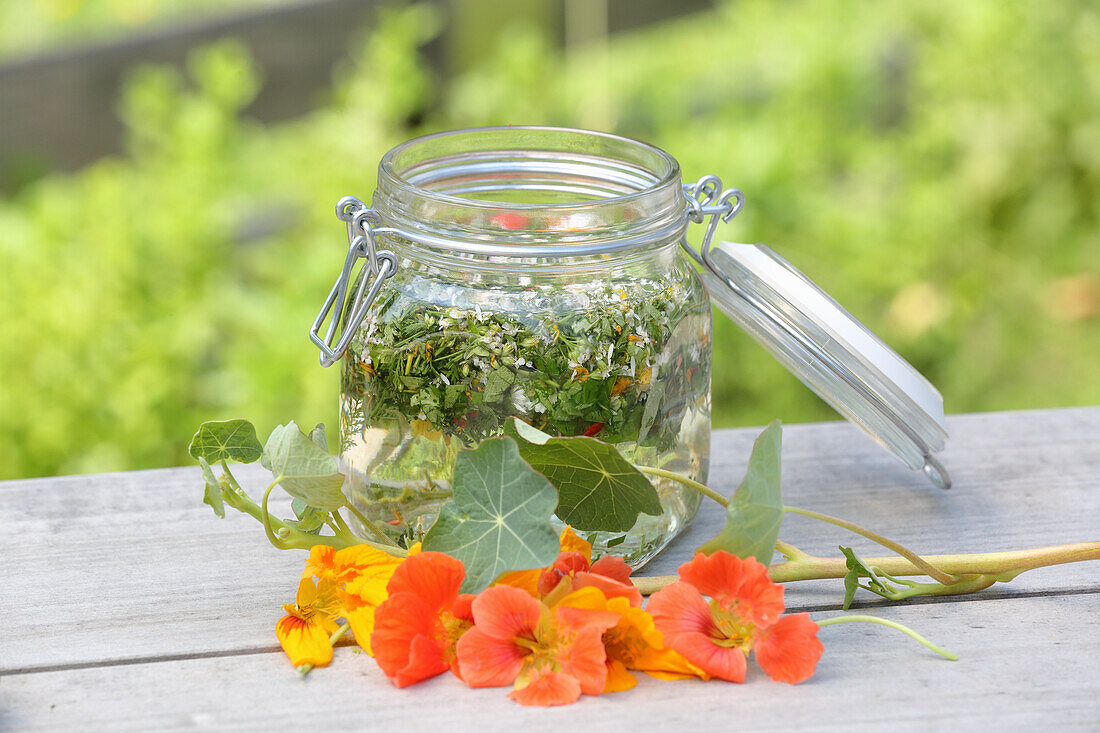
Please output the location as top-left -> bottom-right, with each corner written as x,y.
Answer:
311,126 -> 952,569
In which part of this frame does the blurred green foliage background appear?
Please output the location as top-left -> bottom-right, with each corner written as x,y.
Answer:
1,0 -> 1097,480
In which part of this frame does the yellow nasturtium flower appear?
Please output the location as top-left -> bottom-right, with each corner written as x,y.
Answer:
276,544 -> 404,666
276,576 -> 344,667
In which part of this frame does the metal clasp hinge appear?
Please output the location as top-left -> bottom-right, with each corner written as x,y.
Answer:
309,196 -> 399,367
680,174 -> 746,271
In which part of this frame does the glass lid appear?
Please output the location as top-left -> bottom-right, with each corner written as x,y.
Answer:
698,240 -> 951,489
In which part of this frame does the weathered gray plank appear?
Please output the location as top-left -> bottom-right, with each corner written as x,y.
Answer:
3,594 -> 1097,731
2,408 -> 1098,674
648,406 -> 1100,605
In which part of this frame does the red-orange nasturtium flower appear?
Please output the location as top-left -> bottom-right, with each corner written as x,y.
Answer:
496,528 -> 643,607
456,585 -> 620,706
370,551 -> 475,688
495,527 -> 591,595
558,587 -> 708,692
647,552 -> 823,684
538,550 -> 643,607
276,543 -> 404,667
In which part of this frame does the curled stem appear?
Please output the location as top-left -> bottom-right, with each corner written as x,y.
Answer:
784,506 -> 957,585
816,614 -> 957,661
227,468 -> 403,555
261,480 -> 290,550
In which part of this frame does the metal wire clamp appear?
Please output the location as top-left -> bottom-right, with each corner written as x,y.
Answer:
309,196 -> 398,367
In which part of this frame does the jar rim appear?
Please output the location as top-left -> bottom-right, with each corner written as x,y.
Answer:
378,126 -> 683,211
371,126 -> 690,258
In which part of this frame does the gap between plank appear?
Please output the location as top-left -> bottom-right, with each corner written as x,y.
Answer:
3,588 -> 1096,678
1,639 -> 359,678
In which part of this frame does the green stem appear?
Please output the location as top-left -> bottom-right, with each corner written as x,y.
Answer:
783,505 -> 957,585
261,480 -> 290,550
329,510 -> 355,539
297,623 -> 352,678
342,502 -> 406,553
768,542 -> 1100,582
635,465 -> 729,508
632,541 -> 1100,596
775,540 -> 809,561
219,463 -> 402,555
883,573 -> 1005,600
816,614 -> 957,661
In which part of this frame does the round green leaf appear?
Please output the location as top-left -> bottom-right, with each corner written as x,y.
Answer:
188,419 -> 263,464
423,438 -> 559,593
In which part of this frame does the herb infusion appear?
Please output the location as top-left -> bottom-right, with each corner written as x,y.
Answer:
340,271 -> 712,563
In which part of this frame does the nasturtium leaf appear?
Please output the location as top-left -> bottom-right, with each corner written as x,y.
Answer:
839,545 -> 894,609
308,423 -> 327,452
510,426 -> 662,533
198,457 -> 225,518
188,419 -> 263,464
288,498 -> 327,534
422,438 -> 559,593
483,368 -> 515,403
697,421 -> 784,564
841,546 -> 863,609
260,422 -> 346,511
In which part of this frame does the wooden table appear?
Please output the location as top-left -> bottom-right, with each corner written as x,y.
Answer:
3,408 -> 1098,731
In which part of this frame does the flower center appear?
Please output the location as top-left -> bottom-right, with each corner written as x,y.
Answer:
435,610 -> 472,664
708,601 -> 757,651
603,625 -> 644,665
283,602 -> 316,623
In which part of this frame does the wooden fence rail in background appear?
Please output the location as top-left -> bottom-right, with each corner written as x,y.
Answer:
0,0 -> 713,189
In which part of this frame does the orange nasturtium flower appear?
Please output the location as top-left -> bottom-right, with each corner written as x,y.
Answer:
558,587 -> 708,692
647,552 -> 823,684
370,551 -> 475,688
456,585 -> 620,706
276,544 -> 404,667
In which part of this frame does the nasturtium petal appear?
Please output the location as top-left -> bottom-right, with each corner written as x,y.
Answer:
697,421 -> 784,564
188,419 -> 263,463
510,429 -> 662,533
422,438 -> 559,593
261,421 -> 346,511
